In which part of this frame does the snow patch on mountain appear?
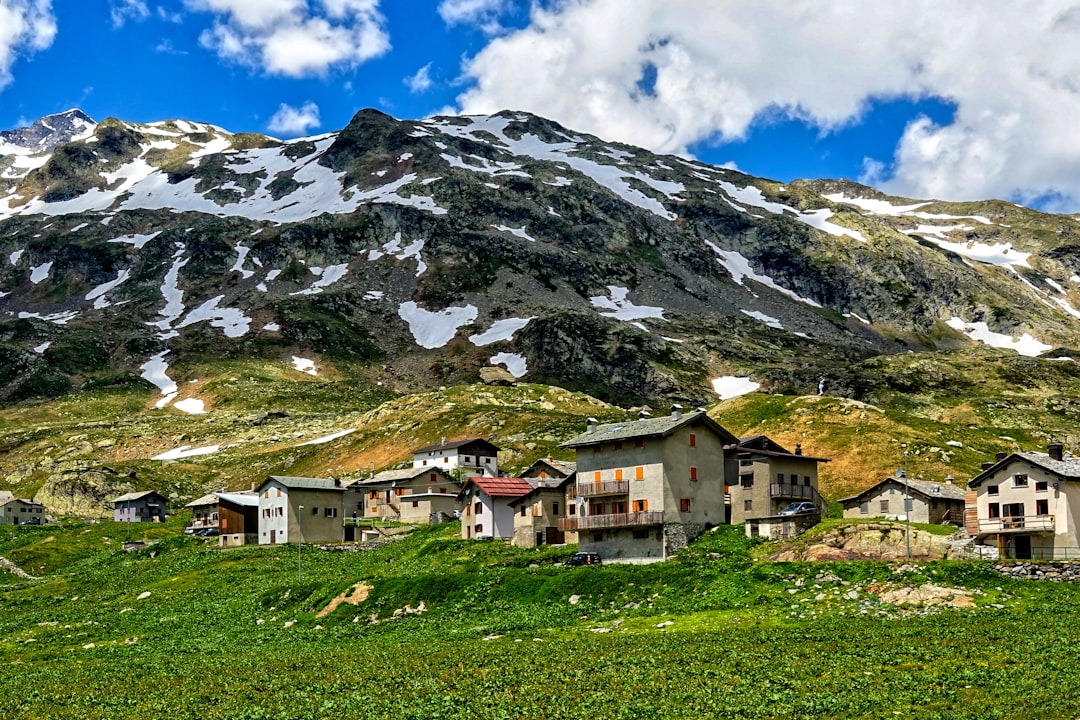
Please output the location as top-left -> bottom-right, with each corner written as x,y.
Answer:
177,296 -> 252,337
741,309 -> 784,330
86,269 -> 131,309
723,183 -> 867,242
590,286 -> 666,322
369,233 -> 426,275
296,429 -> 356,446
946,318 -> 1051,357
469,317 -> 535,346
29,262 -> 52,284
152,444 -> 219,461
712,376 -> 761,399
706,241 -> 823,308
291,263 -> 350,296
398,301 -> 478,348
490,352 -> 527,378
291,357 -> 317,376
492,224 -> 536,242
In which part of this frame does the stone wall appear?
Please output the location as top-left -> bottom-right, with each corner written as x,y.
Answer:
992,562 -> 1080,581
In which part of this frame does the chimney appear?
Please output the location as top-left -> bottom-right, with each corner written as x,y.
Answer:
981,462 -> 994,471
1049,443 -> 1064,461
441,436 -> 446,446
334,478 -> 341,487
586,417 -> 598,433
794,444 -> 803,456
944,476 -> 954,484
995,452 -> 1007,462
671,404 -> 683,418
638,409 -> 652,419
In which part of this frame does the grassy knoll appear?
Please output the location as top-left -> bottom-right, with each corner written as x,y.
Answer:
2,521 -> 1080,719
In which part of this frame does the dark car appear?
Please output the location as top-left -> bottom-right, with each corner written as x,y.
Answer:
777,501 -> 817,516
565,552 -> 602,566
195,527 -> 220,537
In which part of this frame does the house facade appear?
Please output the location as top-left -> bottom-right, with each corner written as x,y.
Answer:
841,475 -> 965,524
728,436 -> 828,527
184,493 -> 219,532
510,476 -> 573,547
0,497 -> 45,525
967,444 -> 1080,559
458,476 -> 533,540
412,438 -> 501,477
217,492 -> 259,546
353,467 -> 460,524
112,491 -> 167,523
558,407 -> 738,564
256,476 -> 359,545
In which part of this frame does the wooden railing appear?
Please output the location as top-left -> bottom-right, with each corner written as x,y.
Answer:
571,481 -> 630,498
979,515 -> 1055,533
560,511 -> 663,531
769,483 -> 828,514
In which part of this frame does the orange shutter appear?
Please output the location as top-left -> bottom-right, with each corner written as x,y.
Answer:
635,466 -> 644,480
615,469 -> 624,481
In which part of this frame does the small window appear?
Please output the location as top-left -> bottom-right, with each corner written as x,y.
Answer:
276,488 -> 281,497
552,502 -> 560,516
859,501 -> 869,515
475,524 -> 483,534
740,473 -> 754,488
988,502 -> 1000,519
443,457 -> 449,463
592,532 -> 603,542
777,473 -> 784,483
689,433 -> 697,447
1036,499 -> 1049,515
743,499 -> 752,511
635,466 -> 644,480
311,506 -> 319,515
520,505 -> 527,517
988,485 -> 999,496
634,438 -> 644,449
395,488 -> 405,496
569,503 -> 577,516
592,503 -> 605,515
430,473 -> 437,482
739,459 -> 753,467
804,476 -> 811,486
411,501 -> 419,508
422,460 -> 428,466
1014,474 -> 1029,488
880,500 -> 889,513
632,499 -> 648,512
325,508 -> 337,518
539,471 -> 547,479
1036,480 -> 1048,492
593,446 -> 601,454
690,467 -> 698,482
485,458 -> 491,464
615,469 -> 624,481
474,502 -> 483,515
680,498 -> 692,512
264,490 -> 269,499
440,488 -> 447,494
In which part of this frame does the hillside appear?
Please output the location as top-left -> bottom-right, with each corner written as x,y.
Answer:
1,519 -> 1078,718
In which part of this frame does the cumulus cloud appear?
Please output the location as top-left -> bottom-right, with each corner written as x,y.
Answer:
0,0 -> 56,91
454,0 -> 1080,210
267,100 -> 320,136
184,0 -> 390,77
438,0 -> 507,32
110,0 -> 149,27
405,62 -> 433,94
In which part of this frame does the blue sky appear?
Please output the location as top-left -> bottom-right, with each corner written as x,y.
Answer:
2,1 -> 1080,211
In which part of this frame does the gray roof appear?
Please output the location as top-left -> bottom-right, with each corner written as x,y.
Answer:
185,493 -> 219,508
560,410 -> 737,448
112,490 -> 165,503
216,492 -> 259,507
969,451 -> 1080,487
353,466 -> 451,486
262,476 -> 346,492
840,477 -> 966,504
524,458 -> 577,477
0,496 -> 42,507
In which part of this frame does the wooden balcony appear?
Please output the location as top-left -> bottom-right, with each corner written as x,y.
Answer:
571,481 -> 630,498
979,515 -> 1055,534
770,483 -> 816,500
560,511 -> 663,531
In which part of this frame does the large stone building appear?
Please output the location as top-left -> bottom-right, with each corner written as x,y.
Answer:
558,406 -> 738,563
352,466 -> 460,524
728,435 -> 829,528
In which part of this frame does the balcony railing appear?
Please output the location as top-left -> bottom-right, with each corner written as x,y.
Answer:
561,511 -> 663,531
770,483 -> 816,500
571,481 -> 630,498
979,515 -> 1055,533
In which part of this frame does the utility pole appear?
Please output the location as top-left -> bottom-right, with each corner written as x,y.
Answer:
297,505 -> 304,583
904,450 -> 911,561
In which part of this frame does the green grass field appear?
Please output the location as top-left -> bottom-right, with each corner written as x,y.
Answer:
2,520 -> 1080,719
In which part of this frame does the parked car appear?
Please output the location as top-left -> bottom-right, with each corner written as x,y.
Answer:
183,527 -> 197,536
195,527 -> 220,537
777,501 -> 817,516
565,552 -> 602,566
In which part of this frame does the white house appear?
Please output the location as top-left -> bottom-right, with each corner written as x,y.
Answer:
412,438 -> 501,477
457,476 -> 533,540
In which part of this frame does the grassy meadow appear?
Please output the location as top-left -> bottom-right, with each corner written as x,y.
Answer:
2,519 -> 1080,719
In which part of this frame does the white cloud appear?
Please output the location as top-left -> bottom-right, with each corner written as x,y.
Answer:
267,100 -> 320,135
0,0 -> 56,91
184,0 -> 390,77
110,0 -> 149,27
405,62 -> 432,94
454,0 -> 1080,211
438,0 -> 506,31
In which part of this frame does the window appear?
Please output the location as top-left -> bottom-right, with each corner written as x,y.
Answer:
395,488 -> 405,496
592,532 -> 603,542
635,466 -> 644,480
325,508 -> 337,518
539,471 -> 547,479
879,500 -> 889,513
611,501 -> 627,514
485,458 -> 491,464
277,507 -> 284,517
777,473 -> 785,483
744,499 -> 752,511
1036,499 -> 1050,515
804,476 -> 811,486
569,503 -> 577,516
520,505 -> 527,517
475,524 -> 483,534
464,456 -> 471,464
594,471 -> 602,483
680,498 -> 692,512
553,502 -> 560,515
264,490 -> 269,499
988,485 -> 999,496
430,473 -> 437,482
739,459 -> 753,467
411,501 -> 419,509
635,438 -> 644,449
988,503 -> 1000,519
615,469 -> 624,481
614,441 -> 623,450
593,446 -> 601,454
591,503 -> 605,515
443,457 -> 449,463
311,506 -> 319,515
422,460 -> 428,466
276,488 -> 281,497
859,501 -> 869,515
1014,474 -> 1029,488
1036,480 -> 1048,492
904,498 -> 913,512
474,502 -> 483,515
369,491 -> 377,500
740,473 -> 754,488
689,433 -> 697,447
632,499 -> 648,512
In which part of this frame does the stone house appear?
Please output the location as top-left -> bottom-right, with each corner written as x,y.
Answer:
412,438 -> 501,478
256,476 -> 361,545
967,444 -> 1080,559
728,435 -> 829,532
457,476 -> 533,540
509,475 -> 574,547
351,467 -> 460,524
841,475 -> 965,524
0,497 -> 45,525
521,457 -> 577,482
112,491 -> 167,523
558,406 -> 738,563
184,493 -> 219,532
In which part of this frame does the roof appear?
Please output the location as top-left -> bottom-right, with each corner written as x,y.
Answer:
457,476 -> 533,501
510,475 -> 575,507
734,435 -> 830,462
112,490 -> 165,503
0,491 -> 12,501
216,492 -> 259,507
840,477 -> 967,504
185,493 -> 219,508
0,497 -> 42,507
352,466 -> 453,486
412,437 -> 501,455
968,451 -> 1080,487
559,410 -> 739,448
522,458 -> 577,478
260,476 -> 346,492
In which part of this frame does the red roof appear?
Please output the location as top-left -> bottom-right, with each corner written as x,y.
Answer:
463,476 -> 533,499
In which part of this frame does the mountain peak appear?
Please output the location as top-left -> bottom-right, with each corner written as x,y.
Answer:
0,109 -> 97,156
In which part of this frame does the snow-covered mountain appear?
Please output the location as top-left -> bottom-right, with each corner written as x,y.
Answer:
1,107 -> 1080,408
0,109 -> 96,156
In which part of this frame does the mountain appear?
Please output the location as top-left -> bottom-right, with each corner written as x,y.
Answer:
0,109 -> 96,156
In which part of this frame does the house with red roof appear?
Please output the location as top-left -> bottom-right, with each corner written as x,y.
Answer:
457,476 -> 533,540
